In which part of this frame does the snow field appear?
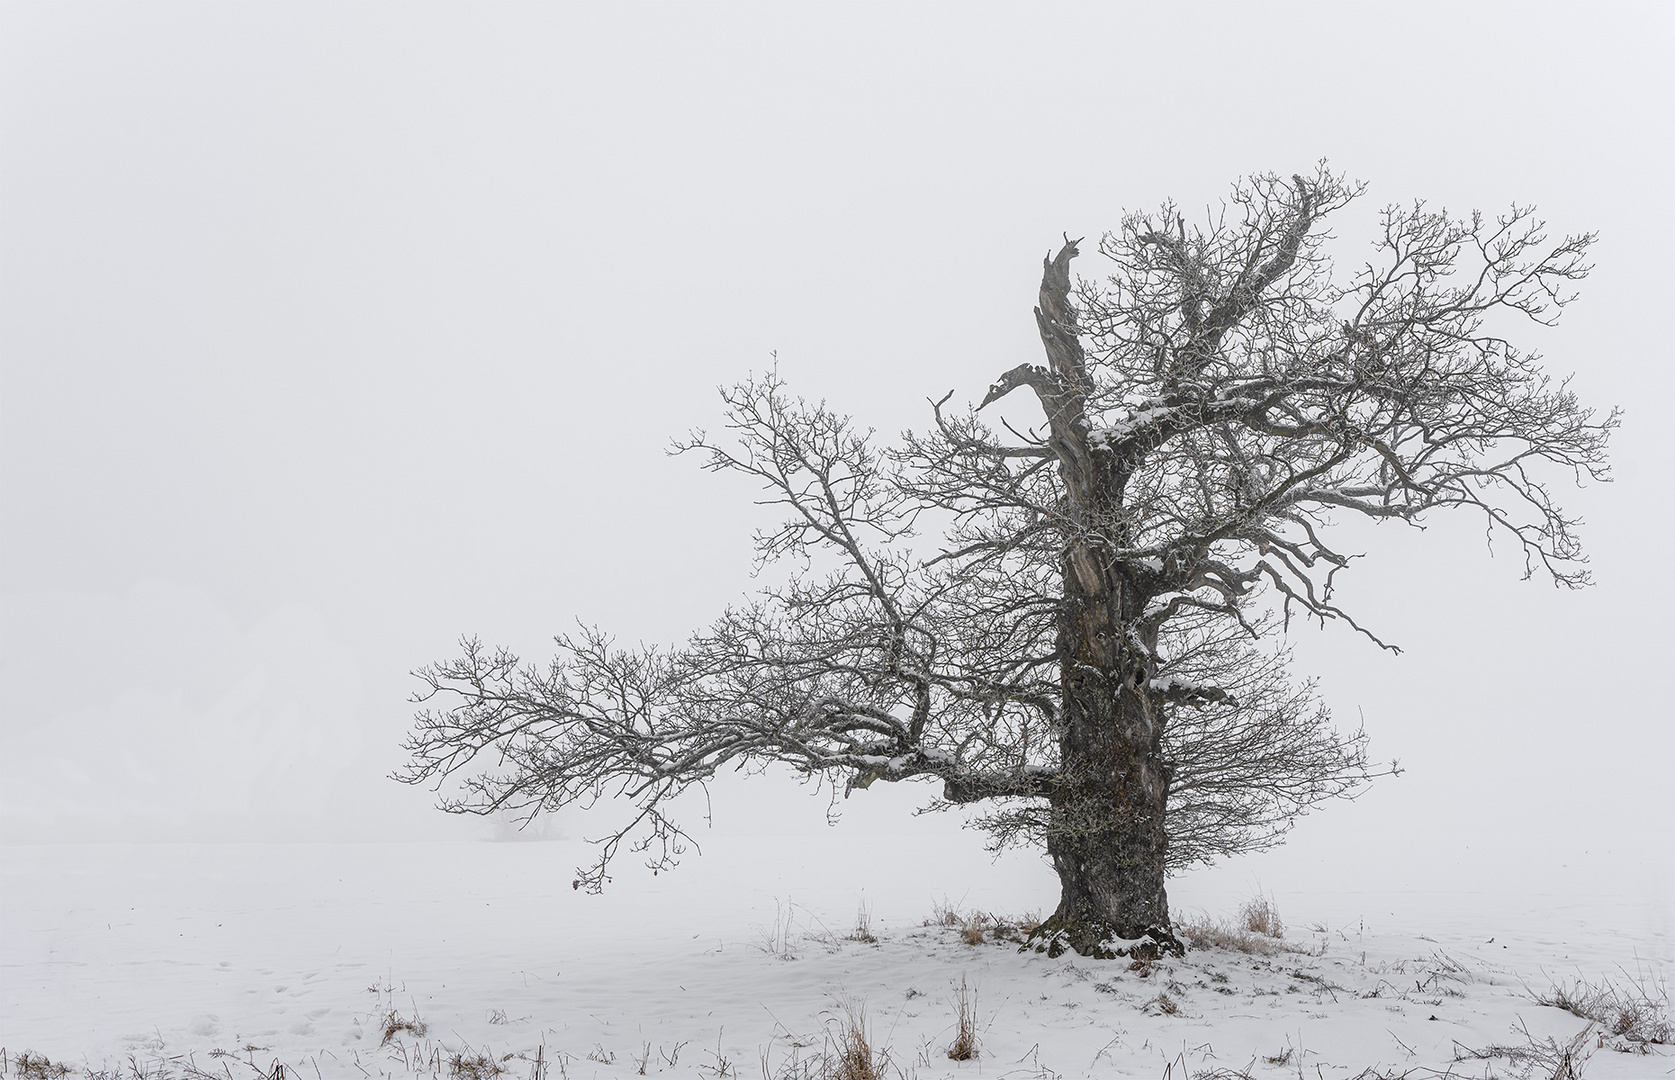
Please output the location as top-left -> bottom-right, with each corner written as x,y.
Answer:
2,838 -> 1668,1078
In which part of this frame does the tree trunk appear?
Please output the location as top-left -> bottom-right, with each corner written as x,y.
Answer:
1034,672 -> 1181,958
1020,238 -> 1183,959
1030,584 -> 1185,960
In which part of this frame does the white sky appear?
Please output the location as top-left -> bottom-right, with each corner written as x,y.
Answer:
2,3 -> 1670,910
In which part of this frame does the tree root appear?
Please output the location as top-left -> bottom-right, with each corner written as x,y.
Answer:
1022,910 -> 1186,961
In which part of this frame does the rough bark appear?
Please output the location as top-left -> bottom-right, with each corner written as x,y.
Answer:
1033,664 -> 1182,958
1005,240 -> 1184,958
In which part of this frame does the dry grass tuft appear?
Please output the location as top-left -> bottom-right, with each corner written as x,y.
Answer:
1454,1017 -> 1596,1078
447,1048 -> 507,1079
379,1008 -> 430,1046
759,897 -> 799,959
985,910 -> 1041,944
924,902 -> 1039,946
1175,911 -> 1283,957
848,900 -> 877,944
1143,992 -> 1179,1016
1238,892 -> 1284,938
945,976 -> 979,1061
1536,969 -> 1672,1049
925,897 -> 963,928
825,1003 -> 892,1080
11,1052 -> 73,1080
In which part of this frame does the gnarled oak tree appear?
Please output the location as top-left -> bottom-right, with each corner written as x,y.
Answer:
399,167 -> 1613,958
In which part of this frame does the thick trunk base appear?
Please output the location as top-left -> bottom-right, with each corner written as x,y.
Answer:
1043,552 -> 1178,960
1024,908 -> 1185,961
1025,773 -> 1182,960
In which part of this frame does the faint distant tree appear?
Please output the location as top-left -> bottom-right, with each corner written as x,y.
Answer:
399,165 -> 1614,958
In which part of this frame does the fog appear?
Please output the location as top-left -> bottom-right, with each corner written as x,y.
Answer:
2,4 -> 1669,923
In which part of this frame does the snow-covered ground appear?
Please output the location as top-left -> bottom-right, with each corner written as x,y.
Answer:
3,836 -> 1668,1079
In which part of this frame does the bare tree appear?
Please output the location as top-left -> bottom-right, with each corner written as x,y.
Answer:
399,165 -> 1613,958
